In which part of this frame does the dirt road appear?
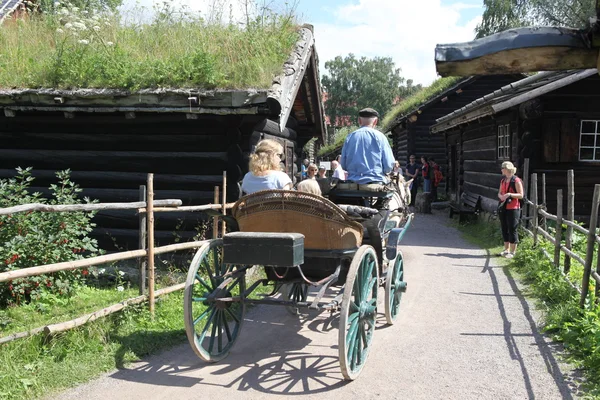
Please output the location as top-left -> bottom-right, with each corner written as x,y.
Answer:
57,212 -> 577,399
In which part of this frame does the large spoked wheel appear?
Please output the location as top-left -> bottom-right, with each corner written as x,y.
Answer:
384,250 -> 406,325
338,245 -> 379,381
184,239 -> 246,362
282,283 -> 309,316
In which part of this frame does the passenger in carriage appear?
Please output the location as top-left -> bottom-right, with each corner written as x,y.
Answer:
296,178 -> 322,196
241,139 -> 293,194
340,108 -> 396,185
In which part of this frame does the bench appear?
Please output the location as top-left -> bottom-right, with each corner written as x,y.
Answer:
449,191 -> 482,223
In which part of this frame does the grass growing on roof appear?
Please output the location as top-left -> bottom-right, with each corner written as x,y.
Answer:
381,76 -> 462,132
0,3 -> 299,90
317,125 -> 358,157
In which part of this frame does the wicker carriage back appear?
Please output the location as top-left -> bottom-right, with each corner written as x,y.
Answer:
232,190 -> 363,250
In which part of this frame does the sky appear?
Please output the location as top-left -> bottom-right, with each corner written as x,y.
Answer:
121,0 -> 483,86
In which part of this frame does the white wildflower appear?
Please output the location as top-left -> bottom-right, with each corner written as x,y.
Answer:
78,39 -> 89,45
73,22 -> 86,30
117,286 -> 124,292
99,268 -> 105,274
118,271 -> 125,276
93,26 -> 101,32
106,41 -> 114,46
104,21 -> 111,26
64,22 -> 73,29
72,6 -> 79,12
56,28 -> 64,34
54,1 -> 60,6
59,8 -> 69,15
92,15 -> 100,21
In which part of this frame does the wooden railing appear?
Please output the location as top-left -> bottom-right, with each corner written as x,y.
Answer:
0,173 -> 235,344
520,168 -> 600,308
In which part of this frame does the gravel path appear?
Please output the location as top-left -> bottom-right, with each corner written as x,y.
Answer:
56,211 -> 577,400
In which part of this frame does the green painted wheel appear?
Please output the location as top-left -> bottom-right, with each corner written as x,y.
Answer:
184,239 -> 245,362
338,245 -> 379,381
282,283 -> 309,316
384,250 -> 406,325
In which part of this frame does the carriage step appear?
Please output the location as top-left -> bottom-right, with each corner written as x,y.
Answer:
223,232 -> 305,267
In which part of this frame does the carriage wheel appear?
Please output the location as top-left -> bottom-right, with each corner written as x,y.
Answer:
184,239 -> 246,362
338,245 -> 379,380
282,283 -> 309,316
384,250 -> 406,325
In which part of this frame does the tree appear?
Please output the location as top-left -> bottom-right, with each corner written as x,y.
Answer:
321,54 -> 417,128
476,0 -> 596,38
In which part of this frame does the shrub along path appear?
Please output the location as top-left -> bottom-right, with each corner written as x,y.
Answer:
56,211 -> 578,399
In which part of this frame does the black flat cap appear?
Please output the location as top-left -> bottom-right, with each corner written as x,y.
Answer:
358,107 -> 379,118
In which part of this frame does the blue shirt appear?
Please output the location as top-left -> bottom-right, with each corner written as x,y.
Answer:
241,171 -> 292,194
340,126 -> 395,184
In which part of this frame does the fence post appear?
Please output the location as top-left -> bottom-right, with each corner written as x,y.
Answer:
542,173 -> 547,232
531,173 -> 538,246
564,170 -> 575,274
554,189 -> 563,269
523,158 -> 530,227
213,186 -> 219,239
138,185 -> 147,295
580,184 -> 600,308
147,174 -> 155,315
221,171 -> 227,238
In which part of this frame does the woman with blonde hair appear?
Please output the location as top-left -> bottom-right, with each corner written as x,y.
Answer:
296,179 -> 322,196
497,161 -> 524,259
306,163 -> 318,180
241,139 -> 292,194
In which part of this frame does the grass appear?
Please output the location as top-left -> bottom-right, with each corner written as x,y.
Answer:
0,3 -> 299,90
381,76 -> 463,132
457,215 -> 600,398
0,266 -> 273,399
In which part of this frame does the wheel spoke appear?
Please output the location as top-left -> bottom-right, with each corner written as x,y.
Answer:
225,307 -> 240,323
346,319 -> 359,367
223,312 -> 233,342
195,274 -> 213,292
193,307 -> 211,326
192,296 -> 207,302
353,272 -> 362,304
208,313 -> 219,353
197,308 -> 216,343
355,324 -> 363,368
217,311 -> 223,353
350,301 -> 359,313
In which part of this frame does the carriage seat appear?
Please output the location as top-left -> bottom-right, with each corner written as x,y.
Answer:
232,190 -> 364,250
332,182 -> 394,199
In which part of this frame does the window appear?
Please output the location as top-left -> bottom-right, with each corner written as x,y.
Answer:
497,124 -> 510,160
579,120 -> 600,161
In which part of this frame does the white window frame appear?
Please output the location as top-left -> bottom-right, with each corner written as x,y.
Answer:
579,120 -> 600,162
497,124 -> 510,160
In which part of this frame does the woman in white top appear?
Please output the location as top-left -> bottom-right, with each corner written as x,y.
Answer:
241,139 -> 293,194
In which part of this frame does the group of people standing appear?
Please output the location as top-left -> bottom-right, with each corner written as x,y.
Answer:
404,155 -> 443,204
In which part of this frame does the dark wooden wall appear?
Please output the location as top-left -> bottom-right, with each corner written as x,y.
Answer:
530,74 -> 600,221
445,112 -> 519,212
0,112 -> 267,249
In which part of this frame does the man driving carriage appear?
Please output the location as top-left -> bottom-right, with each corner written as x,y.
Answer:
336,107 -> 400,267
340,107 -> 396,185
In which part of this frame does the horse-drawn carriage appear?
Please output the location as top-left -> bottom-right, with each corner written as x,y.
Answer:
183,180 -> 413,380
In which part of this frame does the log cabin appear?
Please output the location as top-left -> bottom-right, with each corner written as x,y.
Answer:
0,0 -> 25,22
384,75 -> 524,191
431,69 -> 600,221
0,25 -> 327,249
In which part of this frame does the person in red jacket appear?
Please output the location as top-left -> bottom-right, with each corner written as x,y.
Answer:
497,161 -> 524,259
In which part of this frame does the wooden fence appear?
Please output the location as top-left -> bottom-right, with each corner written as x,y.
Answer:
520,167 -> 600,308
0,173 -> 234,344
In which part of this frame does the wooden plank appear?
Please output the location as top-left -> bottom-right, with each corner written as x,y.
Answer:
25,187 -> 215,204
542,119 -> 560,163
559,119 -> 579,162
555,190 -> 563,269
0,199 -> 181,216
463,171 -> 501,188
138,186 -> 147,296
565,169 -> 575,274
581,184 -> 600,308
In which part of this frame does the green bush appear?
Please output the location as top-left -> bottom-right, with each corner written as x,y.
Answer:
0,168 -> 100,305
